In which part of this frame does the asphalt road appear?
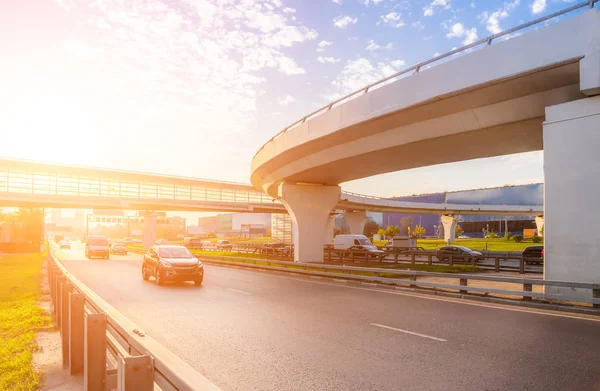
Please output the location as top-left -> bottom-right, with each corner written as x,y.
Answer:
55,243 -> 600,391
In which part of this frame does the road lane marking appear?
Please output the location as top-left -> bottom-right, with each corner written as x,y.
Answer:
206,265 -> 600,323
371,323 -> 447,342
228,288 -> 251,295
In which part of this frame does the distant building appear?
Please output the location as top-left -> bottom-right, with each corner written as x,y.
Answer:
199,213 -> 271,238
382,183 -> 543,237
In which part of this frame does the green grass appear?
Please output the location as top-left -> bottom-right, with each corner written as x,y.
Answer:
374,238 -> 541,252
0,253 -> 52,391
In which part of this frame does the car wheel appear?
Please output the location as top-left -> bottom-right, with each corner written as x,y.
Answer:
155,268 -> 164,286
142,266 -> 150,281
194,277 -> 203,286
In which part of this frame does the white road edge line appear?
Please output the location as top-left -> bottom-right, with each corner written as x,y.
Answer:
205,264 -> 600,323
371,323 -> 447,342
228,288 -> 251,295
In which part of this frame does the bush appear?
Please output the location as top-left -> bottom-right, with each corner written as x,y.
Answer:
504,233 -> 512,241
513,235 -> 523,242
532,235 -> 542,243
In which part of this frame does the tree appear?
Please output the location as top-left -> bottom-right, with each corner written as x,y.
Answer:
207,232 -> 217,238
376,228 -> 386,237
384,225 -> 400,238
399,217 -> 413,236
413,225 -> 426,238
455,225 -> 463,237
14,208 -> 45,251
363,219 -> 380,236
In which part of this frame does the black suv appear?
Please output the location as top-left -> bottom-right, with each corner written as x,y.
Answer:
142,245 -> 204,286
436,246 -> 484,263
522,246 -> 543,265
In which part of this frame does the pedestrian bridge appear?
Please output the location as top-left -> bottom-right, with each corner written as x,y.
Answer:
0,158 -> 541,216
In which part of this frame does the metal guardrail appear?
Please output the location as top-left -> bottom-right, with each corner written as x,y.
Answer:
47,247 -> 221,391
254,0 -> 599,157
197,255 -> 600,308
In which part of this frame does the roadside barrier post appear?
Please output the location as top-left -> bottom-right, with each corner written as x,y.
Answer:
523,283 -> 533,300
85,313 -> 107,391
427,254 -> 432,265
449,254 -> 454,266
495,257 -> 500,273
459,278 -> 468,294
69,293 -> 85,375
593,288 -> 599,309
519,257 -> 525,274
118,355 -> 154,390
55,275 -> 66,328
61,282 -> 74,367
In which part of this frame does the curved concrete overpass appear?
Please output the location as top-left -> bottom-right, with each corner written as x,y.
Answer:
251,9 -> 600,197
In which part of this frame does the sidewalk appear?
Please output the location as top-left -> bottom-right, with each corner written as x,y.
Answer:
34,261 -> 83,390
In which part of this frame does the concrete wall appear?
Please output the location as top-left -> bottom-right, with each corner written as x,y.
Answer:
544,96 -> 600,295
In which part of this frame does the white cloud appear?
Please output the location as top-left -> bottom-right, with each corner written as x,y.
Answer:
531,0 -> 546,14
283,7 -> 296,14
364,0 -> 384,5
333,15 -> 358,28
412,21 -> 425,30
277,95 -> 295,106
390,59 -> 406,68
379,12 -> 405,28
446,22 -> 478,45
318,40 -> 333,48
317,56 -> 341,64
366,40 -> 381,51
423,0 -> 451,17
479,0 -> 520,34
470,1 -> 476,7
326,58 -> 398,100
263,25 -> 318,48
332,0 -> 342,3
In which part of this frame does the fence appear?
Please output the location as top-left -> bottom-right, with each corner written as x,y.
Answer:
47,248 -> 221,391
197,255 -> 600,308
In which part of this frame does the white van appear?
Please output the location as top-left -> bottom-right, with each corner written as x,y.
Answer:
334,235 -> 384,255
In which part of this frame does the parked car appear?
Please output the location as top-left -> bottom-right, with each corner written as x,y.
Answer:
261,242 -> 293,256
458,235 -> 471,239
216,240 -> 233,251
522,245 -> 544,265
183,237 -> 204,250
109,244 -> 128,255
59,240 -> 71,249
85,235 -> 110,259
142,245 -> 203,286
123,237 -> 134,244
436,246 -> 484,263
133,239 -> 143,245
334,234 -> 385,258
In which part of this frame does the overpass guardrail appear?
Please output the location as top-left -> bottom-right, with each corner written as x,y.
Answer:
47,247 -> 221,391
195,255 -> 600,310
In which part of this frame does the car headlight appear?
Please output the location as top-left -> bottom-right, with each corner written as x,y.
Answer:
197,261 -> 203,267
160,261 -> 173,268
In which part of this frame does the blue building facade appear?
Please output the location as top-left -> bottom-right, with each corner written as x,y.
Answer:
382,184 -> 543,237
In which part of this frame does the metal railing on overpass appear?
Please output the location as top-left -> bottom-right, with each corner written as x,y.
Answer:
47,248 -> 221,390
255,0 -> 599,158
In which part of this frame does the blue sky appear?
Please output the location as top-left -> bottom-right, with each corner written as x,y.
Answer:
0,0 -> 580,197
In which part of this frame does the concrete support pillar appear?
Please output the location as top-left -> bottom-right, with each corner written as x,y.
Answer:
345,210 -> 368,235
325,215 -> 336,245
544,96 -> 600,297
535,216 -> 544,237
143,214 -> 157,249
278,183 -> 341,263
441,215 -> 457,244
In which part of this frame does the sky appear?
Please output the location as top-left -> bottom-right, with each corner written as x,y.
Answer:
0,0 -> 580,198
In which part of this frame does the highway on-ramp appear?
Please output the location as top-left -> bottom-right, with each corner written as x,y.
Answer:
55,243 -> 600,391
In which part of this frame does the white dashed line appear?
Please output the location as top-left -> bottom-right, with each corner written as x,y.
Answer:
371,323 -> 447,342
228,288 -> 251,295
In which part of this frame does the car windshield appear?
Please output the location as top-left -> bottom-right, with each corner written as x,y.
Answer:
159,247 -> 194,258
89,238 -> 108,246
357,238 -> 372,245
114,245 -> 126,249
453,246 -> 473,253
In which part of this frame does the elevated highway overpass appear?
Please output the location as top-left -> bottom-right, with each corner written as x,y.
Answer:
251,5 -> 600,296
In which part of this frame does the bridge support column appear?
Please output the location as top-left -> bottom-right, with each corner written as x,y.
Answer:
325,215 -> 336,245
544,95 -> 600,298
143,213 -> 157,249
535,216 -> 544,237
345,211 -> 368,235
278,183 -> 340,263
441,215 -> 457,244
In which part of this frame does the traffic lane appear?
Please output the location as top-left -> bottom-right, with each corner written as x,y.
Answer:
54,248 -> 600,391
